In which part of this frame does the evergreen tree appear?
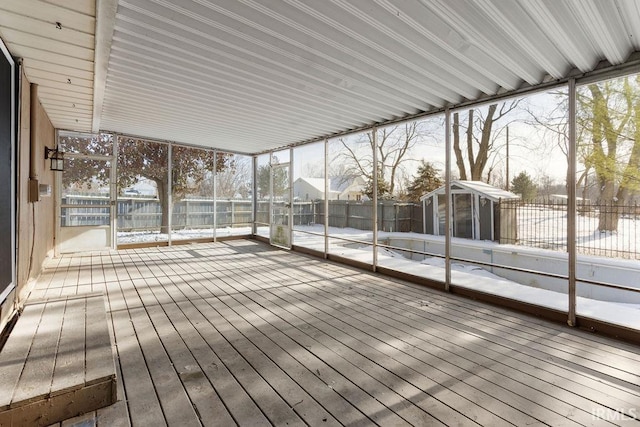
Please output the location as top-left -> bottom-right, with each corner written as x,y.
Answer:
256,165 -> 288,199
404,161 -> 443,202
363,166 -> 392,200
511,171 -> 537,200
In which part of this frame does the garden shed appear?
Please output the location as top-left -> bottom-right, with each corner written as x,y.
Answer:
420,180 -> 520,242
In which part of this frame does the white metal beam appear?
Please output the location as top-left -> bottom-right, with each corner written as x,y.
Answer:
92,0 -> 118,132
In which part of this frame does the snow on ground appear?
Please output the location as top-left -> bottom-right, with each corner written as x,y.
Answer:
518,206 -> 640,258
117,226 -> 252,244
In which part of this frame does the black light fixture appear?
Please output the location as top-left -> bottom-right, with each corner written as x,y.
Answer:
44,146 -> 65,171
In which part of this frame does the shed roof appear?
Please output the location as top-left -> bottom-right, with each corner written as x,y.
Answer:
420,180 -> 520,202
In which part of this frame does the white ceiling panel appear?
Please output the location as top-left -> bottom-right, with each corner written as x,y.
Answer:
2,0 -> 640,153
0,0 -> 95,132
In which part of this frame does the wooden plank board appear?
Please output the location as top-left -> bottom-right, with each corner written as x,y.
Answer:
77,254 -> 92,286
1,293 -> 116,425
94,283 -> 130,427
214,291 -> 427,426
0,301 -> 46,409
60,411 -> 95,427
0,379 -> 113,427
45,257 -> 70,298
101,254 -> 118,283
105,280 -> 165,426
85,295 -> 116,387
50,297 -> 86,396
369,273 -> 640,380
11,300 -> 65,405
153,278 -> 272,426
223,290 -> 472,426
160,279 -> 304,426
188,293 -> 342,427
136,277 -> 239,426
90,253 -> 105,286
118,278 -> 201,427
334,265 -> 640,376
120,253 -> 142,281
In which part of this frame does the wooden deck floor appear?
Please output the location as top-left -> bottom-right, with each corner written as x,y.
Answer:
30,240 -> 640,426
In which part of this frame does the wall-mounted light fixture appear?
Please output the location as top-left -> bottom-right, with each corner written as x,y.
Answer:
44,146 -> 65,171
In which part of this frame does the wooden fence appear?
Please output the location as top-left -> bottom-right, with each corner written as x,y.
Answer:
62,196 -> 424,233
257,200 -> 423,232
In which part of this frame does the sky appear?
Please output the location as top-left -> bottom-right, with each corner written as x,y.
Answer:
290,88 -> 571,190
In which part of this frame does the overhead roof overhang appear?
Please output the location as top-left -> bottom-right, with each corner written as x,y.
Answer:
2,0 -> 640,154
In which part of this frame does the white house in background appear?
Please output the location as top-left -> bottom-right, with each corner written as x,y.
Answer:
338,176 -> 366,201
420,180 -> 520,242
293,177 -> 341,200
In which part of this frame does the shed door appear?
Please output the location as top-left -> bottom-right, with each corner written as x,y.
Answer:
424,197 -> 434,235
478,198 -> 493,240
453,194 -> 472,239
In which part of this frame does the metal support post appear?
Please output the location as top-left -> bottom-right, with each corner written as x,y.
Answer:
568,79 -> 577,326
445,108 -> 451,292
111,133 -> 118,249
213,150 -> 217,242
167,143 -> 172,246
252,155 -> 258,236
372,127 -> 378,272
289,148 -> 294,247
324,139 -> 329,258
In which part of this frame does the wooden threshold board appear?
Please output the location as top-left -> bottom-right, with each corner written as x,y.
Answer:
0,294 -> 117,426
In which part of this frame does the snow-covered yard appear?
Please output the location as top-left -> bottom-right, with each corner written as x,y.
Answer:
116,226 -> 252,243
516,205 -> 640,259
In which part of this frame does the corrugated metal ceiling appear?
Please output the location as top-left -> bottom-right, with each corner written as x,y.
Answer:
0,0 -> 96,132
3,1 -> 640,154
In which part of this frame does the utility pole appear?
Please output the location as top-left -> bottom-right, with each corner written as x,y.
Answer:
505,125 -> 510,191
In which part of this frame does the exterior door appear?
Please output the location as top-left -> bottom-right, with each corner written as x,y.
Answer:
57,156 -> 115,253
270,163 -> 291,248
453,193 -> 473,239
0,40 -> 15,302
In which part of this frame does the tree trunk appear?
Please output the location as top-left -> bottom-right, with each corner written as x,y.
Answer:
466,109 -> 475,176
598,201 -> 621,232
452,112 -> 467,180
471,104 -> 497,180
589,84 -> 622,232
155,179 -> 170,233
615,78 -> 640,206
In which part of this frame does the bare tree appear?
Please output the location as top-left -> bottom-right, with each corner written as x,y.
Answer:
453,100 -> 521,182
337,121 -> 427,197
213,155 -> 252,199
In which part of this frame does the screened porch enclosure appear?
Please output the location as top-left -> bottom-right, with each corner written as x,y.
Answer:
57,71 -> 640,337
3,1 -> 640,425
